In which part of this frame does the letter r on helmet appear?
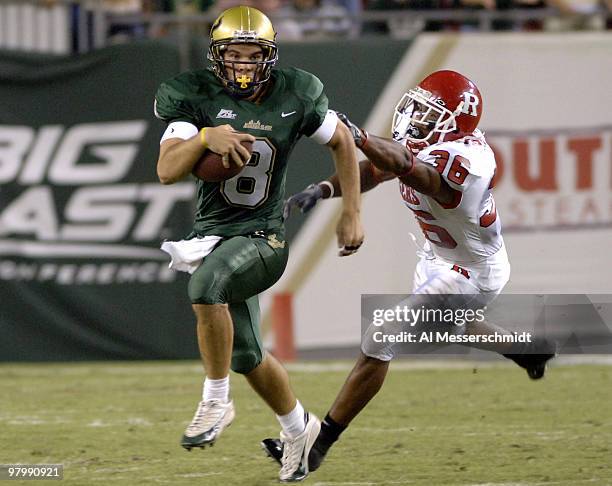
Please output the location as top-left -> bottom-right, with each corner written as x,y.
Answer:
461,92 -> 479,116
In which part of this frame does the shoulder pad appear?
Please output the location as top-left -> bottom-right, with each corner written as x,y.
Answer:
419,140 -> 494,179
279,68 -> 324,102
155,70 -> 215,122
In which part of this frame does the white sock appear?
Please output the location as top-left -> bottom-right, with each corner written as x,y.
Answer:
203,376 -> 229,402
277,400 -> 306,439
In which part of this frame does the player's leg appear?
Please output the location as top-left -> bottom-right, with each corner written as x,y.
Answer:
460,310 -> 555,363
181,237 -> 262,450
274,251 -> 446,471
222,235 -> 319,482
306,352 -> 389,470
460,315 -> 556,378
262,352 -> 390,471
262,255 -> 473,470
246,353 -> 320,481
432,260 -> 556,379
501,336 -> 557,380
194,303 -> 233,379
181,234 -> 287,450
421,259 -> 556,379
231,298 -> 321,483
181,302 -> 236,450
245,352 -> 295,414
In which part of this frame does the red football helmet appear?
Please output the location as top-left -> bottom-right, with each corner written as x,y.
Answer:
392,70 -> 483,153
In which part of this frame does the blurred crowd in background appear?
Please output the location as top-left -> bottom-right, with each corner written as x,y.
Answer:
81,0 -> 612,40
2,0 -> 611,54
102,0 -> 612,39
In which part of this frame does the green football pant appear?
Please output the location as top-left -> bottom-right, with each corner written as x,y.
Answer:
188,234 -> 289,374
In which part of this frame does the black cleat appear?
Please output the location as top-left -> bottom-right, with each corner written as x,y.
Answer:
504,338 -> 556,380
307,435 -> 331,472
261,438 -> 283,465
261,431 -> 333,473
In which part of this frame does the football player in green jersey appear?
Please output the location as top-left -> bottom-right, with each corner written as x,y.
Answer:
154,5 -> 363,482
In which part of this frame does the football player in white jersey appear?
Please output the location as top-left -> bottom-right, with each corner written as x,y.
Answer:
262,70 -> 556,472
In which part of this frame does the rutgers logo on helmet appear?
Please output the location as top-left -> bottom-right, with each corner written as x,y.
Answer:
208,6 -> 278,97
392,70 -> 483,153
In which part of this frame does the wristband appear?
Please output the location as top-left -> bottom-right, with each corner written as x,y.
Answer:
200,128 -> 208,149
319,180 -> 335,199
358,129 -> 369,149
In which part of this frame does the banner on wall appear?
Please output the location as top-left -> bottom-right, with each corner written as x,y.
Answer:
0,39 -> 412,360
0,43 -> 199,361
487,126 -> 612,232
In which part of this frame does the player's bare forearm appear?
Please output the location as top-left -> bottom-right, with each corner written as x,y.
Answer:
157,135 -> 205,184
362,134 -> 453,204
399,161 -> 451,203
283,157 -> 393,220
323,160 -> 395,198
327,121 -> 361,214
157,125 -> 254,185
360,134 -> 414,175
327,121 -> 364,255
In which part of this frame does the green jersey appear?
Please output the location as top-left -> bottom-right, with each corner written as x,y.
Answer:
155,67 -> 329,237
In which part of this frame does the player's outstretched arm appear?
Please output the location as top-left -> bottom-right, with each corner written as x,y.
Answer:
326,120 -> 364,256
336,112 -> 455,206
282,160 -> 395,219
157,125 -> 254,184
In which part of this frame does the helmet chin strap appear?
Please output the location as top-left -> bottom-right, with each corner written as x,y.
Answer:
224,69 -> 258,98
226,78 -> 269,101
228,84 -> 256,98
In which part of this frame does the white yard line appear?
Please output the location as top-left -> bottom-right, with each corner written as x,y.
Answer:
312,480 -> 607,486
466,481 -> 606,486
1,356 -> 610,377
314,482 -> 414,486
287,356 -> 612,373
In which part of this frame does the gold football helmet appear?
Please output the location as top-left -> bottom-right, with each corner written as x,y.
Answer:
208,6 -> 278,97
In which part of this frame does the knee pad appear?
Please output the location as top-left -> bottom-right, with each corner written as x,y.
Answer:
230,350 -> 262,374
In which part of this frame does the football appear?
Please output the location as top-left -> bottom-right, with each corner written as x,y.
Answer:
192,140 -> 253,182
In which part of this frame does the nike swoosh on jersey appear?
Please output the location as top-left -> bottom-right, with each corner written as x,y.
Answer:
281,111 -> 296,118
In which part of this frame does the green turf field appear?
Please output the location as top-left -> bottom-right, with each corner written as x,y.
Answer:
1,360 -> 611,485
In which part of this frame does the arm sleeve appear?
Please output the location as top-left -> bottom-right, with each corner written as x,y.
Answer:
309,110 -> 338,145
294,70 -> 329,138
154,79 -> 199,125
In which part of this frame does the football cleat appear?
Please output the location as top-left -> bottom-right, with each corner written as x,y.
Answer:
261,437 -> 283,465
307,437 -> 330,472
261,434 -> 331,472
279,412 -> 320,482
504,337 -> 557,380
181,399 -> 235,450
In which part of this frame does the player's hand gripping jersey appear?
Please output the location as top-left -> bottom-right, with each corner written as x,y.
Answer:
155,67 -> 337,237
